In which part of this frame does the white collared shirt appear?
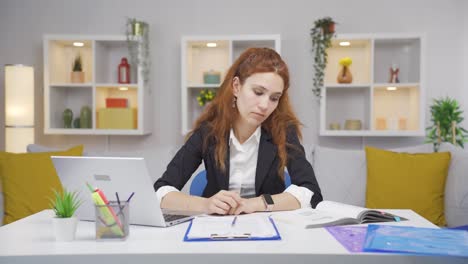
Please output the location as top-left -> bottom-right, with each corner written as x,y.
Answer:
156,127 -> 313,208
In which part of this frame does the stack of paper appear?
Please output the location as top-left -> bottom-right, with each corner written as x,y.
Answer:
184,214 -> 280,241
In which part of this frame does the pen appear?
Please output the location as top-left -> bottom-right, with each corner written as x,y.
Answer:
126,192 -> 135,203
231,216 -> 238,227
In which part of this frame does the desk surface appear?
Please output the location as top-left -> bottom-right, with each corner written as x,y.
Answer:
0,209 -> 465,264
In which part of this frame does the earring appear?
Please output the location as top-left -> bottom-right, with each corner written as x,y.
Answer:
232,97 -> 237,108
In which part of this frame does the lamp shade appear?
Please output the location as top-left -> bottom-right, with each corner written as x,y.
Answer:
4,64 -> 34,152
5,65 -> 34,126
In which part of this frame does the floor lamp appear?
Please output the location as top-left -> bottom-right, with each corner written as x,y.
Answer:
4,64 -> 34,153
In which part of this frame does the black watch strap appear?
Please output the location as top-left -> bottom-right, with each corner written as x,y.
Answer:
262,194 -> 274,211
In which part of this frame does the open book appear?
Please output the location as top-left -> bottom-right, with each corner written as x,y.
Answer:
273,201 -> 406,229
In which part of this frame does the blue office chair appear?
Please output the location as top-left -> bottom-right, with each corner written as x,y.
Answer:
189,170 -> 291,196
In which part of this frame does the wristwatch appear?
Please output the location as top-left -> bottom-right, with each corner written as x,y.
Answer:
261,194 -> 274,212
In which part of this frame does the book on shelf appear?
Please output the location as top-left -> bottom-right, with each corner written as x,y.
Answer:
273,201 -> 406,229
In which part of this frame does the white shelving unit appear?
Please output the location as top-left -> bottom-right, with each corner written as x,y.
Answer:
181,35 -> 281,135
43,35 -> 152,135
320,33 -> 425,137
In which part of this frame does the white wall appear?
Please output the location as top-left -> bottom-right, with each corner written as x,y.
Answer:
0,0 -> 467,179
463,0 -> 468,129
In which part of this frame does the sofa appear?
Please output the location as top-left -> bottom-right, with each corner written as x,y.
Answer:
312,143 -> 468,227
0,143 -> 466,227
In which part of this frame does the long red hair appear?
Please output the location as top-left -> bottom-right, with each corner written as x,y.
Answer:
188,47 -> 302,179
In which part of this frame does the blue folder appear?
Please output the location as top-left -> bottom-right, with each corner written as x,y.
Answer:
183,216 -> 281,242
363,224 -> 468,257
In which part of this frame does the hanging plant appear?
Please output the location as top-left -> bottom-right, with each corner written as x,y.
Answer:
425,97 -> 468,152
125,18 -> 150,87
310,17 -> 336,98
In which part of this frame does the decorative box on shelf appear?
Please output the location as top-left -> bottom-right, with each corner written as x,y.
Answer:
97,108 -> 137,129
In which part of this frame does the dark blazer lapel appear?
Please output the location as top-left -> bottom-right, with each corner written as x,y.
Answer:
208,135 -> 230,191
255,129 -> 277,194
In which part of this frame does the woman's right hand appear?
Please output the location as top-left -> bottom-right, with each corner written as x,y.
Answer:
204,190 -> 242,215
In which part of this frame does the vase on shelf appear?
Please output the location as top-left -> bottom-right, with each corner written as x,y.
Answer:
337,66 -> 353,84
63,108 -> 73,128
80,106 -> 92,128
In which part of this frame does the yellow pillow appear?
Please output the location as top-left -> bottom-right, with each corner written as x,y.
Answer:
365,146 -> 451,226
0,145 -> 83,225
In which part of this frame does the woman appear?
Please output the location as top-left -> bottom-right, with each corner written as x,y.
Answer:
154,47 -> 322,215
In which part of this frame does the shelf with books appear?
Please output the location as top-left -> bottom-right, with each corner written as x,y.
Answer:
43,35 -> 151,135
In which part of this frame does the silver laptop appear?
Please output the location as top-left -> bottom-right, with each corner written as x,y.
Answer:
52,156 -> 198,227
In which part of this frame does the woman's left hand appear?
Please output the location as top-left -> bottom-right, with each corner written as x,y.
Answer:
230,197 -> 264,215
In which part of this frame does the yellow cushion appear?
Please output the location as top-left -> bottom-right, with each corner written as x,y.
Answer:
0,145 -> 83,225
365,146 -> 451,226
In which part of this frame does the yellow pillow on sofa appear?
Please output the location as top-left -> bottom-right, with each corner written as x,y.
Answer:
365,146 -> 451,226
0,145 -> 83,225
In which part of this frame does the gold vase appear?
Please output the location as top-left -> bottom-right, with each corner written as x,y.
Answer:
337,66 -> 353,84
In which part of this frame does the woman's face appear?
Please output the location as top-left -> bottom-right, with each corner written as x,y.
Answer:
232,72 -> 284,128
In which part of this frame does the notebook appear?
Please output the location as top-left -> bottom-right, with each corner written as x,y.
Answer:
52,156 -> 200,227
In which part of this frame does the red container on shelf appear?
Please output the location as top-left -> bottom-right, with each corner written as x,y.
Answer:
106,98 -> 128,108
118,57 -> 130,84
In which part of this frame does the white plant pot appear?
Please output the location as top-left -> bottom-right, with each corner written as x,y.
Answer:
52,217 -> 78,242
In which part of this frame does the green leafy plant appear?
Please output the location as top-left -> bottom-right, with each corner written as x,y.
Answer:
425,97 -> 468,152
49,188 -> 82,218
196,89 -> 216,107
72,54 -> 83,72
310,17 -> 336,98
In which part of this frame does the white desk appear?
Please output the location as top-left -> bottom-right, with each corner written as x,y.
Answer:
0,209 -> 465,264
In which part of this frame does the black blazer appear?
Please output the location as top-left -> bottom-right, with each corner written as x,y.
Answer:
154,126 -> 323,208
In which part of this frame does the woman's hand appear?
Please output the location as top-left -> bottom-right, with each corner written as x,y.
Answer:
204,190 -> 242,215
230,197 -> 264,215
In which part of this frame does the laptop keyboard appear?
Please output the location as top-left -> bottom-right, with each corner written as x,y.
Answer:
163,214 -> 188,222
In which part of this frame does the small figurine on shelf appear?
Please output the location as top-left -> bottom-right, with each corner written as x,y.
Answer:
118,57 -> 130,84
71,54 -> 84,83
196,89 -> 216,107
389,63 -> 400,83
337,57 -> 353,83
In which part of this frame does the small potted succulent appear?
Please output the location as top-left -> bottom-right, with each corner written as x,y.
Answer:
425,97 -> 468,152
49,188 -> 82,241
71,54 -> 84,83
310,16 -> 336,98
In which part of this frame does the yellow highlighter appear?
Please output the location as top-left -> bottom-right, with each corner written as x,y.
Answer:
88,183 -> 124,237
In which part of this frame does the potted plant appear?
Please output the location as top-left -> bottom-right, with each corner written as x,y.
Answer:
310,17 -> 336,98
425,97 -> 468,152
125,17 -> 150,85
49,188 -> 82,241
71,54 -> 84,83
196,89 -> 216,107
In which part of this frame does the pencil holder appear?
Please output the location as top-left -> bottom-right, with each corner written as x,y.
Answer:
95,201 -> 130,241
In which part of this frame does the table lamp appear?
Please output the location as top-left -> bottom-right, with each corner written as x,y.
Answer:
4,64 -> 34,153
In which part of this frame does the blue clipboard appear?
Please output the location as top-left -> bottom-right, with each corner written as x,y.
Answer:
183,216 -> 281,242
